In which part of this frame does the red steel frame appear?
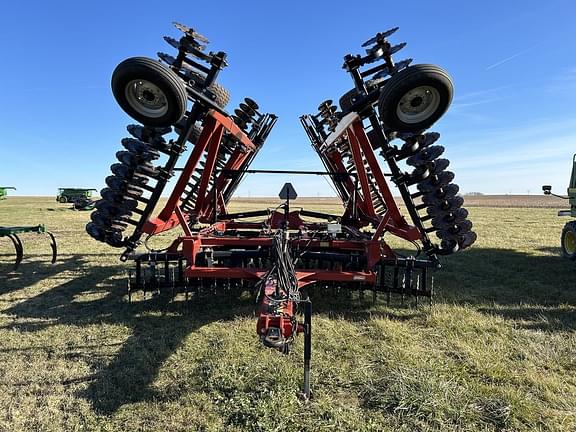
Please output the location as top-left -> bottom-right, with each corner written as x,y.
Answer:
143,109 -> 258,235
137,110 -> 423,290
131,108 -> 429,353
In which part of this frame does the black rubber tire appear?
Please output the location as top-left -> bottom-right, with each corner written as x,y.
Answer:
173,120 -> 203,144
377,64 -> 453,133
58,196 -> 68,204
561,221 -> 576,260
207,81 -> 230,108
339,88 -> 361,113
339,79 -> 384,113
112,57 -> 188,127
186,70 -> 230,108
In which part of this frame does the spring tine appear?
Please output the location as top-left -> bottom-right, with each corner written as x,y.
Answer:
7,234 -> 23,270
135,260 -> 142,292
127,269 -> 132,304
164,258 -> 170,289
45,231 -> 57,264
171,267 -> 176,301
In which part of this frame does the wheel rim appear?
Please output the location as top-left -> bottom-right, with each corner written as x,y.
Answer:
124,79 -> 168,118
396,86 -> 441,124
564,230 -> 576,254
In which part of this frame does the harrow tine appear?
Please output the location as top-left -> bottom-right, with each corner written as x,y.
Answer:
46,231 -> 57,264
7,234 -> 23,270
127,270 -> 133,303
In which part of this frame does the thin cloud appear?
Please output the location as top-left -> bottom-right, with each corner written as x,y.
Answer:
485,44 -> 539,70
453,85 -> 516,102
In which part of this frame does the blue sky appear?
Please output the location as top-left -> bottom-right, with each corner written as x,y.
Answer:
1,0 -> 575,197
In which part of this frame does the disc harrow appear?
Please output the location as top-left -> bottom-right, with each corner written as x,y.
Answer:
86,23 -> 476,399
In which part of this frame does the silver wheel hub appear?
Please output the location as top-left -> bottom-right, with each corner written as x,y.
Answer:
125,79 -> 168,118
396,86 -> 440,124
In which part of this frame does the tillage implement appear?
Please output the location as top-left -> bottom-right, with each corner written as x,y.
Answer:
86,23 -> 476,398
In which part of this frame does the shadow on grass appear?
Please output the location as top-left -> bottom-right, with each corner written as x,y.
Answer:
535,246 -> 564,255
0,255 -> 87,295
433,247 -> 576,331
2,246 -> 575,413
434,247 -> 576,305
1,260 -> 255,415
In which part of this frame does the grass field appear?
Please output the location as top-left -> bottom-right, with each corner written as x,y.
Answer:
0,196 -> 575,431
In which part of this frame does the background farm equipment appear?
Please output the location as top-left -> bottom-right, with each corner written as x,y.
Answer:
86,23 -> 475,397
56,188 -> 97,208
0,224 -> 57,270
0,187 -> 16,200
543,153 -> 576,259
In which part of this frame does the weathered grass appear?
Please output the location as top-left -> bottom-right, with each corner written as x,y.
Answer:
0,197 -> 575,431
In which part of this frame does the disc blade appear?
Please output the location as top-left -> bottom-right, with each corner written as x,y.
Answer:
427,158 -> 450,176
173,22 -> 209,43
373,58 -> 413,79
417,171 -> 455,193
431,207 -> 469,228
407,145 -> 445,167
86,222 -> 106,241
440,238 -> 459,254
105,230 -> 126,248
389,42 -> 406,55
361,27 -> 399,47
458,231 -> 477,249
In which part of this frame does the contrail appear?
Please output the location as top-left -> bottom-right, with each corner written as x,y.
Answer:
485,44 -> 539,70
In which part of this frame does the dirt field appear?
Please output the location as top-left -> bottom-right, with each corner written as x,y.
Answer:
0,196 -> 575,431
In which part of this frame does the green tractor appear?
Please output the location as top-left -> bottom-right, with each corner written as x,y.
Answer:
543,154 -> 576,260
0,187 -> 16,200
56,188 -> 97,211
56,188 -> 96,204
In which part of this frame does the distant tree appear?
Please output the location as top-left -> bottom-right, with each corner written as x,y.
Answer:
465,192 -> 484,196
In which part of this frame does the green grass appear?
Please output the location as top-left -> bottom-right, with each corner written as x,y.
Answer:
0,197 -> 575,431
